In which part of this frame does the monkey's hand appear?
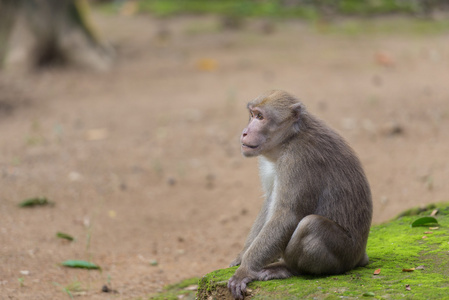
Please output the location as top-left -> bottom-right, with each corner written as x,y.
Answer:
227,266 -> 259,299
229,256 -> 242,267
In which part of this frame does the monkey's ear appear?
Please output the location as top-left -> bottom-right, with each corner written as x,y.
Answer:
290,103 -> 302,121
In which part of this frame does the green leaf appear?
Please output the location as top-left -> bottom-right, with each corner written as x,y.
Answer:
19,197 -> 53,207
61,260 -> 100,270
56,232 -> 74,241
363,292 -> 375,297
411,216 -> 439,227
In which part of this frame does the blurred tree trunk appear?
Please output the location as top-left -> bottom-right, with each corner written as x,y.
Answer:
0,0 -> 113,71
0,0 -> 19,66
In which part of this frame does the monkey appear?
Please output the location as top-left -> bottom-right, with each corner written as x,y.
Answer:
227,90 -> 372,299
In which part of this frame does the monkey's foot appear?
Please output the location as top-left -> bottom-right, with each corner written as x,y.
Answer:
258,263 -> 293,281
228,275 -> 252,299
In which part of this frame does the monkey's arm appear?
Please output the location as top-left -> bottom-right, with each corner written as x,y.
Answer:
228,207 -> 298,299
243,209 -> 298,269
229,203 -> 269,267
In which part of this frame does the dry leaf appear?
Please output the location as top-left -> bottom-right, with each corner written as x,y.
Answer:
196,59 -> 218,71
415,265 -> 425,270
430,209 -> 438,216
405,284 -> 411,291
422,236 -> 428,239
402,268 -> 415,272
373,269 -> 381,275
375,51 -> 395,67
424,231 -> 433,234
429,227 -> 439,230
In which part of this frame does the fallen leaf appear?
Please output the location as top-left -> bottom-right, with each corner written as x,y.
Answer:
422,236 -> 428,239
415,265 -> 425,270
424,231 -> 433,234
373,269 -> 381,275
19,197 -> 53,207
62,260 -> 100,270
411,216 -> 438,227
375,51 -> 395,67
429,227 -> 439,230
402,268 -> 415,272
430,209 -> 438,216
405,284 -> 411,291
363,292 -> 375,297
56,232 -> 74,241
196,59 -> 218,71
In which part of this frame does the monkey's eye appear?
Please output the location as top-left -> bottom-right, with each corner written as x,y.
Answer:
256,113 -> 264,120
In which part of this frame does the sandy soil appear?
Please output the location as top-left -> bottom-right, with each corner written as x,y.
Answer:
1,13 -> 448,299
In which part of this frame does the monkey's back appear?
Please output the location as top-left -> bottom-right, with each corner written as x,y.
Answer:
281,114 -> 373,243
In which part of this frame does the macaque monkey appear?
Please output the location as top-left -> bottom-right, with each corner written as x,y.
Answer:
228,90 -> 372,299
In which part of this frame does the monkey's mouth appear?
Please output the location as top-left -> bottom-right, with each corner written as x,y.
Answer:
242,144 -> 259,149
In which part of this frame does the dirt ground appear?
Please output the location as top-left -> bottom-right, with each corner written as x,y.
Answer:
1,12 -> 449,299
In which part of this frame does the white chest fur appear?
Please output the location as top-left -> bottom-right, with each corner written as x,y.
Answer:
258,157 -> 278,221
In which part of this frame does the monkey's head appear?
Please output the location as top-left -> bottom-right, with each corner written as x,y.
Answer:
240,90 -> 304,158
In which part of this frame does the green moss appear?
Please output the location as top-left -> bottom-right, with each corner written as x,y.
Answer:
197,268 -> 237,299
196,202 -> 449,299
397,203 -> 439,217
98,0 -> 446,21
134,0 -> 318,19
96,1 -> 449,37
149,277 -> 200,300
318,18 -> 449,36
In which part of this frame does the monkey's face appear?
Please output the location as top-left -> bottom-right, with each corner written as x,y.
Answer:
240,105 -> 271,157
241,98 -> 301,158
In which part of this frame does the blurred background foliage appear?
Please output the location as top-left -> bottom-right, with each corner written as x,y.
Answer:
2,0 -> 449,70
96,0 -> 449,19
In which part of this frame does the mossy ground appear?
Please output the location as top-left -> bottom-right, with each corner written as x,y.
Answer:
148,277 -> 200,300
153,203 -> 449,299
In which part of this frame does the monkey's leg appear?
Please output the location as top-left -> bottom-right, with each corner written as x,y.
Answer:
257,261 -> 294,281
284,214 -> 365,275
